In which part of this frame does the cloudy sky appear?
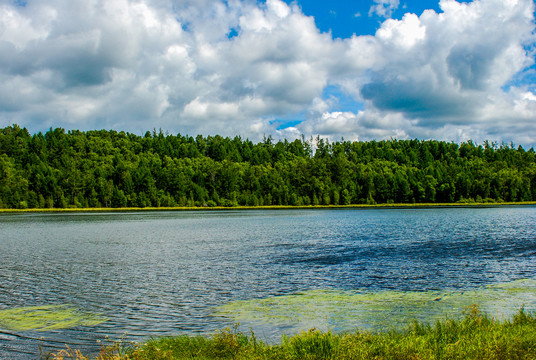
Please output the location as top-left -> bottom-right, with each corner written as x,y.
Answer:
1,0 -> 535,146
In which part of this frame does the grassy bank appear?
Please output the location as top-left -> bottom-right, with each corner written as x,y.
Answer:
48,307 -> 536,360
2,201 -> 536,213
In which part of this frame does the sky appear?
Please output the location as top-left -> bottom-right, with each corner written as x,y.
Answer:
1,0 -> 535,147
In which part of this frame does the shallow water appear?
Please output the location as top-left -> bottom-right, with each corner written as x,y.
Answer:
1,207 -> 536,358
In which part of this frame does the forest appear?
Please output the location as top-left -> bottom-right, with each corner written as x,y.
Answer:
1,124 -> 536,209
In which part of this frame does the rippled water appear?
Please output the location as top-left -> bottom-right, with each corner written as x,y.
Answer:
1,207 -> 536,358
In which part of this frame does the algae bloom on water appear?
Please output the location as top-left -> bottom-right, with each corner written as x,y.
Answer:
0,304 -> 107,331
214,279 -> 536,334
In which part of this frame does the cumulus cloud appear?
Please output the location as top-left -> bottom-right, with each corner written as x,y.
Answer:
297,109 -> 412,142
0,0 -> 344,138
0,0 -> 535,146
364,0 -> 533,120
303,0 -> 536,145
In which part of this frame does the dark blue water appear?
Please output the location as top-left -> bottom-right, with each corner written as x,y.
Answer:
1,207 -> 536,358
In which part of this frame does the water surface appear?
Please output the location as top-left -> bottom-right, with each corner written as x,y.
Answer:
1,207 -> 535,358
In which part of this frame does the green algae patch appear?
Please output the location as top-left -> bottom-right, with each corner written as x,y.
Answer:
214,279 -> 536,333
0,304 -> 108,331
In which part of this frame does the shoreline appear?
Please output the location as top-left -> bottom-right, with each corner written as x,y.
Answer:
46,307 -> 536,360
1,201 -> 536,213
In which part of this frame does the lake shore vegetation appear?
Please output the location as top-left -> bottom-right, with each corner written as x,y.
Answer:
1,202 -> 536,214
2,124 -> 536,210
47,307 -> 536,360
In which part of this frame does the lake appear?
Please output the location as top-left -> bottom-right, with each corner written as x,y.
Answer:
1,207 -> 536,358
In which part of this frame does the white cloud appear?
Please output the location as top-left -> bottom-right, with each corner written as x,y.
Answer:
302,0 -> 536,145
348,0 -> 536,144
376,13 -> 426,48
0,0 -> 535,146
1,0 -> 326,138
298,109 -> 412,142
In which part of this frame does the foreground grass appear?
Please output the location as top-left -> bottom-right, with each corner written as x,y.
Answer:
48,307 -> 536,360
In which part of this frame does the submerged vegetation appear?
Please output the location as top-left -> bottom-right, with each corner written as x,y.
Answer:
0,305 -> 107,331
47,307 -> 536,360
214,279 -> 536,334
1,124 -> 536,209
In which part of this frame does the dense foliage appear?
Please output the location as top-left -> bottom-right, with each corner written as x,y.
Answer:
1,124 -> 536,209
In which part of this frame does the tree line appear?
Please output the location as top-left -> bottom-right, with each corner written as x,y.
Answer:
1,124 -> 535,209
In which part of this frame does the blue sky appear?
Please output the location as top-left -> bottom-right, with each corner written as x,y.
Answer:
0,0 -> 535,147
285,0 -> 442,37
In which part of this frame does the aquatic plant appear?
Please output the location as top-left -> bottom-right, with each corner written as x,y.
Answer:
0,304 -> 107,331
214,279 -> 536,334
47,307 -> 536,359
40,279 -> 536,359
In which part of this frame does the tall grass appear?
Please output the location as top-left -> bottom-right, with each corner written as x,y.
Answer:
47,307 -> 536,360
